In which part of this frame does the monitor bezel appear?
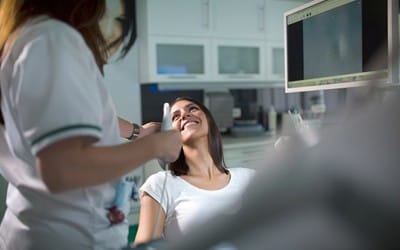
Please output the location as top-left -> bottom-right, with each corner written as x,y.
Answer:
284,0 -> 399,93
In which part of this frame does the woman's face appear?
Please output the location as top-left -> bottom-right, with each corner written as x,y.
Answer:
170,100 -> 209,143
99,0 -> 125,56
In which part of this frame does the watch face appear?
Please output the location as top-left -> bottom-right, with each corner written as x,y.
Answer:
126,123 -> 140,140
133,123 -> 140,137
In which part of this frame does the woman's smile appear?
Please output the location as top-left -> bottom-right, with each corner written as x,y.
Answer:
181,119 -> 200,131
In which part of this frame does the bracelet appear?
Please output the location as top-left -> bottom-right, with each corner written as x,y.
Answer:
127,123 -> 140,140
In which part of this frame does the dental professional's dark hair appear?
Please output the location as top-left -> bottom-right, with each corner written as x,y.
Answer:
168,97 -> 229,176
0,0 -> 112,125
106,0 -> 137,60
0,0 -> 138,125
0,0 -> 109,72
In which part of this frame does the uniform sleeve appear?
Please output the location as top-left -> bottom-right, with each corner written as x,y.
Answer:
139,171 -> 169,213
11,24 -> 103,155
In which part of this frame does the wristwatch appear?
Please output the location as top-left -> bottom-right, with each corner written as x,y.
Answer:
127,123 -> 140,140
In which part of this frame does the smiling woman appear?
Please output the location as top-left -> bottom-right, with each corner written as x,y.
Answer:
133,97 -> 256,246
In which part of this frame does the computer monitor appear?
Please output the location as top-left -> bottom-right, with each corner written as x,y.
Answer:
284,0 -> 399,93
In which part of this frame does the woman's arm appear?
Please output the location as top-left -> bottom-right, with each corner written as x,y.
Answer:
134,192 -> 166,245
36,130 -> 181,193
118,117 -> 161,139
118,117 -> 135,139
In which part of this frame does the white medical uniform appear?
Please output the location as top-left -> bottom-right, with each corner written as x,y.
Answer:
0,16 -> 128,249
139,167 -> 255,241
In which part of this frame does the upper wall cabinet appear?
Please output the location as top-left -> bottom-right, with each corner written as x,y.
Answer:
144,0 -> 210,37
142,0 -> 266,38
137,0 -> 307,84
212,0 -> 266,39
142,36 -> 212,83
213,39 -> 266,81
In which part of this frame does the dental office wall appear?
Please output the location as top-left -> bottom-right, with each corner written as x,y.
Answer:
104,43 -> 145,226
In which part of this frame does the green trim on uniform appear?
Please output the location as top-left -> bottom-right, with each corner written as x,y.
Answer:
31,124 -> 102,147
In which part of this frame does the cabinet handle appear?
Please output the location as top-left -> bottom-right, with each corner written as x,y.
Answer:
258,3 -> 265,31
167,75 -> 198,79
226,75 -> 255,79
202,0 -> 210,28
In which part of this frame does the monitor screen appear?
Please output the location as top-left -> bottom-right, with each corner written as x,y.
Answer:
284,0 -> 398,93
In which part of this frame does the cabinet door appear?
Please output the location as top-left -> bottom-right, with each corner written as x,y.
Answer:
266,41 -> 285,82
146,0 -> 211,36
213,39 -> 266,81
223,142 -> 274,168
147,36 -> 212,82
212,0 -> 266,39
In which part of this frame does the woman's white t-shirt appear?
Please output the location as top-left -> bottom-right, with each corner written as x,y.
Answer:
139,167 -> 255,241
0,16 -> 128,249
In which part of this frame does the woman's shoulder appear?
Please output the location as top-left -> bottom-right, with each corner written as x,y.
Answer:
6,15 -> 92,68
142,171 -> 178,186
19,16 -> 85,48
140,171 -> 183,197
145,170 -> 169,181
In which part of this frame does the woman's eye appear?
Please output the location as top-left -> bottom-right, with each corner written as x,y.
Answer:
115,17 -> 129,30
115,16 -> 127,24
189,106 -> 199,112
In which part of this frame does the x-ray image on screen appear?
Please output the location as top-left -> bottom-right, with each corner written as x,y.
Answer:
303,1 -> 362,79
284,0 -> 396,93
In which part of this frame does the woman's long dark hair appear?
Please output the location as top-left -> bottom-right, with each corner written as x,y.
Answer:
0,108 -> 3,125
169,97 -> 229,176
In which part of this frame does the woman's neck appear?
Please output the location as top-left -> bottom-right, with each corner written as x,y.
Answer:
183,143 -> 219,180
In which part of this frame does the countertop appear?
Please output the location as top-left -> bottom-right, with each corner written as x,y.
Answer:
222,132 -> 277,149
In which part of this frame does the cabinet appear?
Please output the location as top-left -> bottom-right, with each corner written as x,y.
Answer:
141,36 -> 212,83
142,0 -> 266,38
213,39 -> 266,81
223,137 -> 275,168
137,0 -> 307,84
137,0 -> 267,84
212,0 -> 266,39
143,0 -> 210,37
266,41 -> 285,81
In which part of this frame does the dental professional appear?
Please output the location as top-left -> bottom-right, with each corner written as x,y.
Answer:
0,0 -> 182,249
134,97 -> 255,245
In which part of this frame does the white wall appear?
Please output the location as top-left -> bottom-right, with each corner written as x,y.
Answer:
104,43 -> 142,124
104,43 -> 146,225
